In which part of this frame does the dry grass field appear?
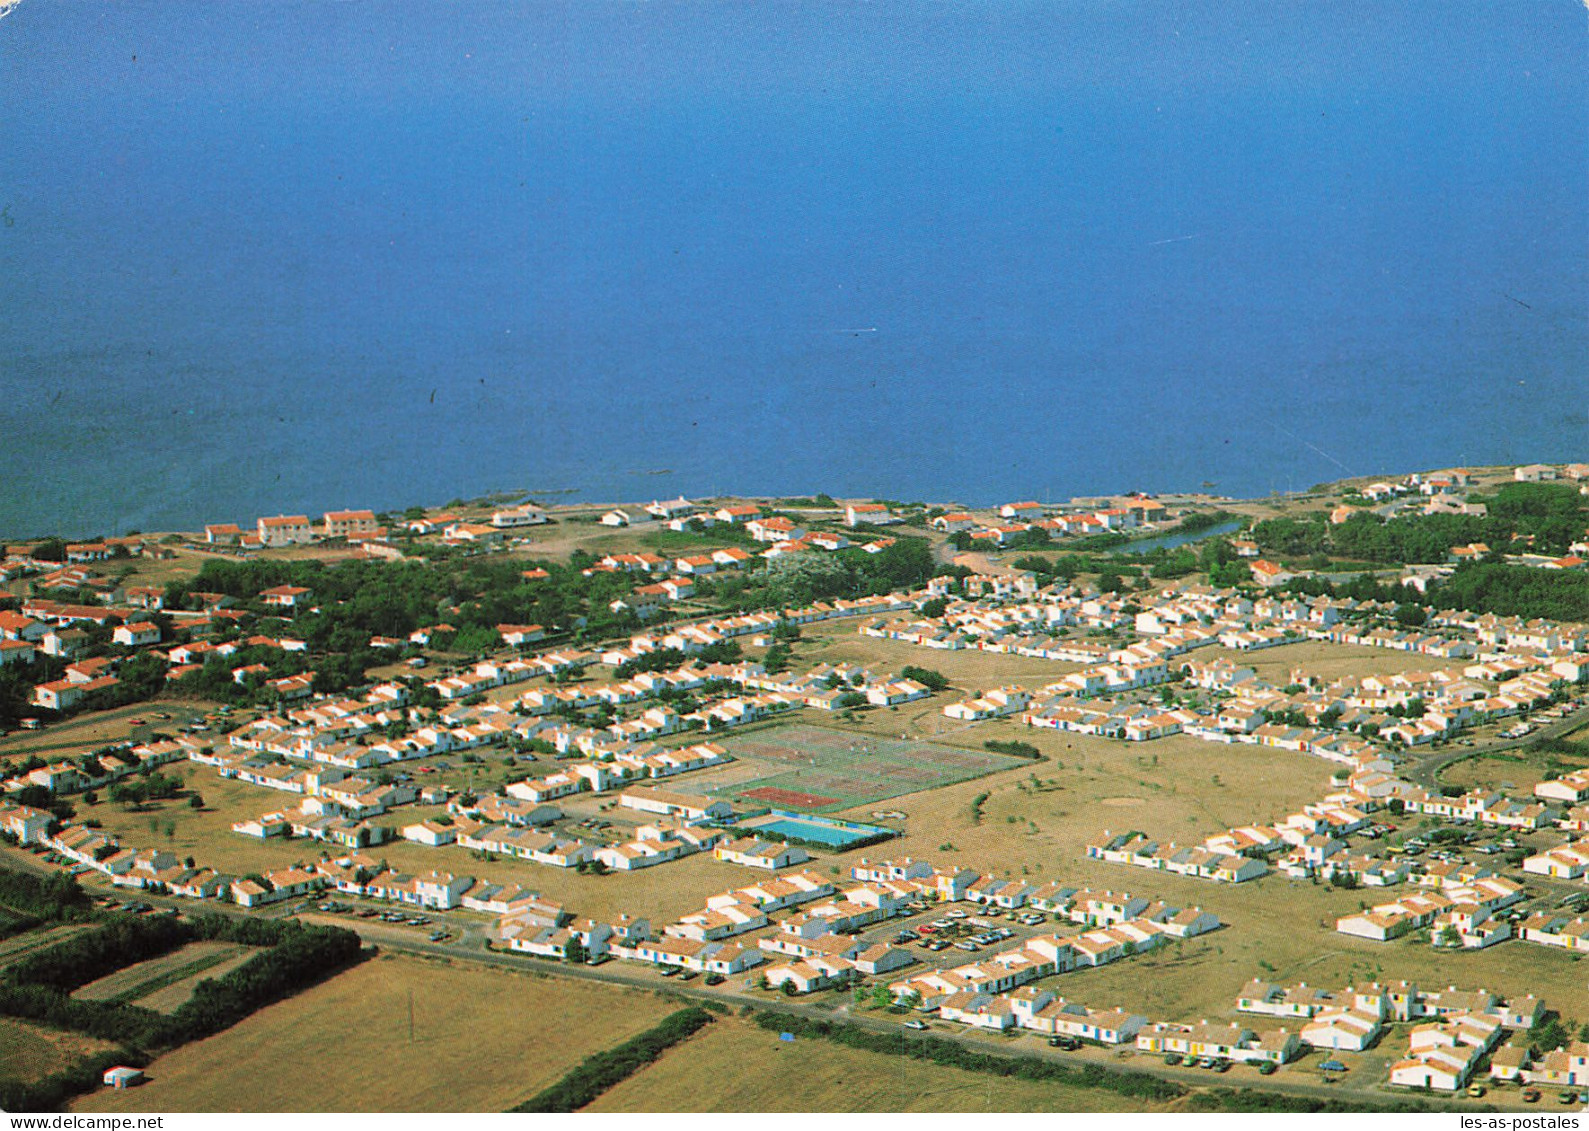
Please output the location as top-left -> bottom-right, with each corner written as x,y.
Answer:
0,1018 -> 118,1086
587,1015 -> 1184,1113
74,941 -> 257,1006
805,631 -> 1087,692
1199,641 -> 1458,683
1442,746 -> 1589,793
0,699 -> 212,763
73,953 -> 676,1113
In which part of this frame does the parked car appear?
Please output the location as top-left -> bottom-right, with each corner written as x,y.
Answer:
904,1020 -> 928,1030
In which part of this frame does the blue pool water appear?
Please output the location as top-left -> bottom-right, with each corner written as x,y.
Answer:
751,812 -> 894,848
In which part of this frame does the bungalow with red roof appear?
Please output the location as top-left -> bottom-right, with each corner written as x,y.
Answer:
746,517 -> 801,543
497,624 -> 547,647
260,585 -> 312,609
257,515 -> 314,548
1250,560 -> 1295,588
111,622 -> 161,648
322,509 -> 378,538
714,504 -> 761,524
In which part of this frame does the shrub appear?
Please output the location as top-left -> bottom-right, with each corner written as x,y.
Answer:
509,1007 -> 714,1112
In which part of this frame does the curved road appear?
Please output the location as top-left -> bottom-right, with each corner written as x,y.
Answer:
1406,704 -> 1589,789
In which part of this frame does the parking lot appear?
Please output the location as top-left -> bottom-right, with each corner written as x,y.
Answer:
846,900 -> 1076,971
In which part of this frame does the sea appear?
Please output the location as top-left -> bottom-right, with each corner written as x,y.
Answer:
1,1 -> 1584,539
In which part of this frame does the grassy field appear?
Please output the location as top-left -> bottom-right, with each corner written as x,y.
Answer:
588,1015 -> 1184,1113
73,953 -> 677,1113
1441,746 -> 1589,793
0,1018 -> 118,1087
74,941 -> 256,1006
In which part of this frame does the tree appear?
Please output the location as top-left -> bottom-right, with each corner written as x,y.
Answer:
781,979 -> 798,997
870,983 -> 892,1010
188,794 -> 205,809
564,936 -> 586,965
901,665 -> 949,692
1436,924 -> 1461,948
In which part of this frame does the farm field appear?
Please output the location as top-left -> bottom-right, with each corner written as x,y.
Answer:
133,946 -> 264,1015
0,1018 -> 118,1087
74,954 -> 676,1113
709,723 -> 1028,813
0,923 -> 93,968
74,941 -> 259,1007
587,1015 -> 1182,1113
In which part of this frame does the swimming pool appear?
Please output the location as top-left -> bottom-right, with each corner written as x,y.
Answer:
742,811 -> 895,849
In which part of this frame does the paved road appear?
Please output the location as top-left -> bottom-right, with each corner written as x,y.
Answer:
1405,704 -> 1589,789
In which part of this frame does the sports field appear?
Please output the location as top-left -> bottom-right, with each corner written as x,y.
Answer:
711,723 -> 1028,812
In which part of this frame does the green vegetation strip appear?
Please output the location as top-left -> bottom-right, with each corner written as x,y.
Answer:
0,869 -> 368,1112
750,1011 -> 1182,1103
105,947 -> 242,1006
1186,1087 -> 1452,1114
508,1006 -> 716,1112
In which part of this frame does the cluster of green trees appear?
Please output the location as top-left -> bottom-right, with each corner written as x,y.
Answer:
0,871 -> 89,941
613,640 -> 742,678
900,665 -> 949,692
750,1011 -> 1183,1102
1252,483 -> 1588,565
709,538 -> 936,613
1279,562 -> 1589,623
509,1006 -> 716,1112
983,739 -> 1042,759
107,771 -> 184,808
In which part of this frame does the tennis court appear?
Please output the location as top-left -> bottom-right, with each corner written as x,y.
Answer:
711,723 -> 1027,812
